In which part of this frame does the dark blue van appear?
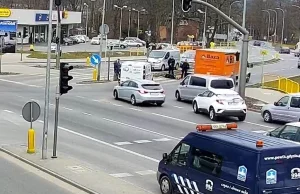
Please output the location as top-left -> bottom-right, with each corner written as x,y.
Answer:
157,123 -> 300,194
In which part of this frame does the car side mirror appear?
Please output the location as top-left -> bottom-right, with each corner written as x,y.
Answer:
274,102 -> 278,106
162,153 -> 168,161
180,82 -> 184,85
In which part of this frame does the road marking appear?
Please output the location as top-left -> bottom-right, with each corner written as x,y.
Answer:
151,113 -> 197,125
37,120 -> 44,123
82,112 -> 92,116
0,78 -> 41,88
62,107 -> 73,111
112,103 -> 122,107
102,118 -> 181,140
58,125 -> 160,162
49,103 -> 55,106
134,140 -> 152,144
252,130 -> 268,133
114,142 -> 133,146
3,110 -> 14,113
173,106 -> 183,109
243,121 -> 274,129
76,96 -> 85,99
135,170 -> 156,176
109,173 -> 134,178
129,108 -> 143,111
153,138 -> 172,142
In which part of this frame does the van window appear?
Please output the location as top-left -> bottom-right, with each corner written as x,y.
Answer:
165,52 -> 170,59
142,84 -> 162,90
170,143 -> 190,166
210,79 -> 233,89
148,51 -> 166,58
290,97 -> 300,108
190,76 -> 206,87
191,147 -> 223,176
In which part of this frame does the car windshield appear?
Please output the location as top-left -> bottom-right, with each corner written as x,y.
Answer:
210,80 -> 234,89
149,51 -> 166,58
182,51 -> 195,59
141,84 -> 162,90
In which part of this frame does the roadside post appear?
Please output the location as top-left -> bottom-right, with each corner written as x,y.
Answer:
0,36 -> 3,73
260,49 -> 268,87
90,53 -> 101,81
86,56 -> 90,66
98,24 -> 109,81
107,51 -> 111,81
22,101 -> 41,154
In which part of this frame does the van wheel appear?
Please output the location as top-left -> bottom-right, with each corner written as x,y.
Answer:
130,95 -> 137,105
263,111 -> 272,123
160,176 -> 172,194
120,45 -> 125,49
161,65 -> 166,71
113,90 -> 119,100
209,107 -> 217,121
193,101 -> 199,114
175,91 -> 181,101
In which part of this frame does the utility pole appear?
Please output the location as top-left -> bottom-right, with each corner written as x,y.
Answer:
170,0 -> 175,45
52,3 -> 62,158
42,0 -> 54,159
98,0 -> 106,81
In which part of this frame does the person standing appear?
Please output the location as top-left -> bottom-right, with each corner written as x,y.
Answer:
168,56 -> 175,76
114,59 -> 121,81
181,59 -> 189,78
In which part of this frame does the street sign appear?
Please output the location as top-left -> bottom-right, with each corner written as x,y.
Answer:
99,24 -> 109,35
90,54 -> 101,67
22,101 -> 41,123
260,50 -> 268,56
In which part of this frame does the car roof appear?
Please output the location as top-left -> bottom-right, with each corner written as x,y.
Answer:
190,74 -> 233,80
209,88 -> 238,95
130,79 -> 159,85
286,122 -> 300,127
286,93 -> 300,97
186,129 -> 300,151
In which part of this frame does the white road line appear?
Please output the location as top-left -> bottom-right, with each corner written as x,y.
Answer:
58,125 -> 160,162
153,138 -> 172,142
129,108 -> 142,111
243,121 -> 274,129
62,107 -> 73,111
114,142 -> 133,146
109,173 -> 134,178
151,113 -> 197,125
49,103 -> 55,106
0,79 -> 41,88
173,106 -> 183,109
102,118 -> 181,140
134,140 -> 152,144
76,96 -> 85,99
82,112 -> 92,116
252,130 -> 268,133
135,170 -> 156,176
3,110 -> 14,113
37,120 -> 44,123
112,103 -> 122,107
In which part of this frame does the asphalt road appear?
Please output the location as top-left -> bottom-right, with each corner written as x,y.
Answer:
0,152 -> 84,194
0,70 -> 284,193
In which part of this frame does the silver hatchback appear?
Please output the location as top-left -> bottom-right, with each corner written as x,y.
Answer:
113,79 -> 165,106
261,93 -> 300,123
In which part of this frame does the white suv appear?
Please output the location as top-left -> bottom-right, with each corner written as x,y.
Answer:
192,88 -> 247,121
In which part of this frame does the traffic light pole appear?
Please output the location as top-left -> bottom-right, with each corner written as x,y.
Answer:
52,5 -> 61,158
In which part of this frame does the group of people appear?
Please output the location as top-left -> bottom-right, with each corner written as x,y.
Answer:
167,56 -> 190,79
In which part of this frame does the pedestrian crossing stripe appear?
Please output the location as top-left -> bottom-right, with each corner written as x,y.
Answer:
172,174 -> 199,194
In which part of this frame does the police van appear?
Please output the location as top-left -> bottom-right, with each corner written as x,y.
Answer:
157,123 -> 300,194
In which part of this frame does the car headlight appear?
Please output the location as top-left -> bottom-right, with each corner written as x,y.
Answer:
157,60 -> 161,63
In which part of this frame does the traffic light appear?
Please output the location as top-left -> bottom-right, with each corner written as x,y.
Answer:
182,0 -> 192,12
60,63 -> 73,95
23,27 -> 28,38
55,0 -> 61,6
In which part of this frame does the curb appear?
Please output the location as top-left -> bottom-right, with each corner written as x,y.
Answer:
0,147 -> 100,194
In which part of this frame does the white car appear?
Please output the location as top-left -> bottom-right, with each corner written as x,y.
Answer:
75,35 -> 85,43
265,122 -> 300,143
91,37 -> 100,45
123,40 -> 143,47
192,88 -> 247,121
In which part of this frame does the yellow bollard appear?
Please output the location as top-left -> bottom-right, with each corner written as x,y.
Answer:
29,44 -> 34,51
27,128 -> 35,154
92,69 -> 98,81
86,57 -> 90,66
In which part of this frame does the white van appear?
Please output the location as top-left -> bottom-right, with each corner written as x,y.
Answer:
120,61 -> 153,83
147,49 -> 180,71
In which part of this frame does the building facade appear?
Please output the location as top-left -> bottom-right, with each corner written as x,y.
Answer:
0,8 -> 81,44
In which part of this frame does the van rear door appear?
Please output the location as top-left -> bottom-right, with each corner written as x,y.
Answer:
258,149 -> 300,194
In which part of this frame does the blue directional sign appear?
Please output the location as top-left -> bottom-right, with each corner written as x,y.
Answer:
90,54 -> 101,67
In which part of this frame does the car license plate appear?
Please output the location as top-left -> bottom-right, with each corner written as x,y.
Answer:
229,102 -> 237,105
151,93 -> 159,96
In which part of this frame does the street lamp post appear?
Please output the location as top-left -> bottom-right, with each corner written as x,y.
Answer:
171,0 -> 175,45
292,5 -> 300,42
97,0 -> 106,81
128,9 -> 131,37
275,8 -> 285,45
268,9 -> 278,43
114,5 -> 128,41
132,8 -> 146,38
262,10 -> 271,42
83,3 -> 88,42
197,9 -> 206,49
242,0 -> 246,28
228,1 -> 241,45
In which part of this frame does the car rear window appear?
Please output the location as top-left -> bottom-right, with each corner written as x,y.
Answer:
141,84 -> 162,90
210,80 -> 234,89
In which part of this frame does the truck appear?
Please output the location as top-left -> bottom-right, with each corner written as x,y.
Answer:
194,48 -> 252,83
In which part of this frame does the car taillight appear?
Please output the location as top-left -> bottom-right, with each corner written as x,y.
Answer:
139,90 -> 148,94
216,100 -> 224,105
161,90 -> 165,94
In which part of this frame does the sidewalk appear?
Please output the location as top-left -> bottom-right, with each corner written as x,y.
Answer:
246,88 -> 285,104
0,144 -> 150,194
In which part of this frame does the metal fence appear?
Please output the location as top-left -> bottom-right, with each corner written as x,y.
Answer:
262,74 -> 300,93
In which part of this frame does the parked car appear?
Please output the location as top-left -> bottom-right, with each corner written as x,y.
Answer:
123,40 -> 143,47
62,37 -> 74,45
279,46 -> 291,54
69,36 -> 80,44
113,79 -> 165,106
75,35 -> 85,43
266,122 -> 300,143
180,50 -> 196,65
91,37 -> 100,45
192,88 -> 247,121
253,41 -> 261,46
107,40 -> 128,49
261,93 -> 300,123
125,37 -> 146,45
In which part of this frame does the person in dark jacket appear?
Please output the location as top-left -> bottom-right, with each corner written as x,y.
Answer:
181,59 -> 189,78
114,59 -> 121,81
168,56 -> 175,76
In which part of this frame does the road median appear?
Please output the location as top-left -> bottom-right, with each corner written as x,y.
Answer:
0,144 -> 151,194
